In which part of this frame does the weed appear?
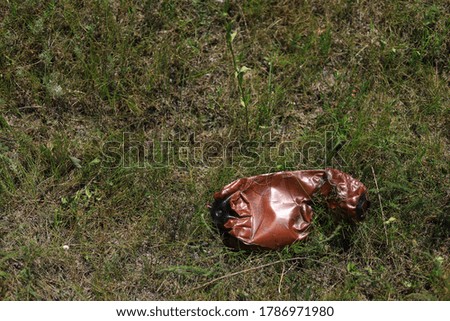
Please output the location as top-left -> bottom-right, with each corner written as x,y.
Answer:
225,24 -> 251,135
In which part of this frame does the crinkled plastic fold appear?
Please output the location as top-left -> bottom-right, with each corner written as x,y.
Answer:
210,168 -> 370,250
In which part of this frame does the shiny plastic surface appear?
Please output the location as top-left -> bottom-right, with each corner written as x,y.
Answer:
211,168 -> 370,249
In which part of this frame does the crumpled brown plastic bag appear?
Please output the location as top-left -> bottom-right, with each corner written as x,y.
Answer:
210,168 -> 370,250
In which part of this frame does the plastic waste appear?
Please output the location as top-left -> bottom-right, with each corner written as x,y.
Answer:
210,168 -> 370,250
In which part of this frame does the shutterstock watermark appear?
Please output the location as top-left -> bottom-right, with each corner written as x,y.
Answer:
101,131 -> 348,169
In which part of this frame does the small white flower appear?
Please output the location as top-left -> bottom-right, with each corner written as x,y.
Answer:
49,83 -> 63,97
62,245 -> 70,250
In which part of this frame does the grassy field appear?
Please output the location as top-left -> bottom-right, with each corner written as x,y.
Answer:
0,0 -> 449,300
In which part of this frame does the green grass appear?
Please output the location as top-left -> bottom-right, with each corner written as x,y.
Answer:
0,0 -> 449,300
